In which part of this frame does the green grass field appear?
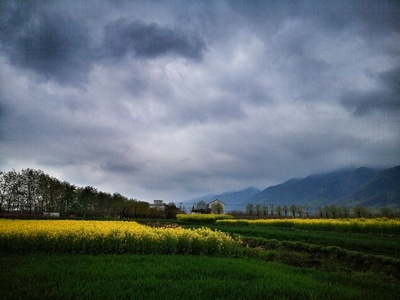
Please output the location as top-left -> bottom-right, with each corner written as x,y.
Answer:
1,254 -> 399,300
201,224 -> 400,258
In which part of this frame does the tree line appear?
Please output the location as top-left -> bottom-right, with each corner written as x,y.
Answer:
242,202 -> 396,218
0,169 -> 181,218
189,199 -> 397,218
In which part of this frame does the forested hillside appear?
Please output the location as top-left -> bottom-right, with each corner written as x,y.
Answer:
247,168 -> 379,206
185,166 -> 400,216
245,167 -> 400,209
338,166 -> 400,208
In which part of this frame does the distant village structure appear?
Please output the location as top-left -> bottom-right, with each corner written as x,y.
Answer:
150,200 -> 166,211
191,199 -> 225,214
43,212 -> 60,218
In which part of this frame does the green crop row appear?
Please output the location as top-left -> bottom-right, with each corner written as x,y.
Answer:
216,217 -> 400,234
209,224 -> 400,258
242,236 -> 400,281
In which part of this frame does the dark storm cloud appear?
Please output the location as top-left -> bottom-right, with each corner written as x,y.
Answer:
0,2 -> 206,86
173,98 -> 246,125
0,101 -> 7,142
235,0 -> 400,33
381,66 -> 400,94
1,0 -> 399,202
355,0 -> 400,34
341,66 -> 400,116
102,18 -> 206,60
0,1 -> 91,85
101,161 -> 140,174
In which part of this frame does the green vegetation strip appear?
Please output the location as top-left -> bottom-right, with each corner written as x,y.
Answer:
243,236 -> 400,282
216,218 -> 400,234
208,225 -> 400,258
182,223 -> 400,283
1,254 -> 399,300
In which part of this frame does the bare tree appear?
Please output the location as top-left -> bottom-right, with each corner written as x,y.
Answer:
246,203 -> 254,216
276,204 -> 282,217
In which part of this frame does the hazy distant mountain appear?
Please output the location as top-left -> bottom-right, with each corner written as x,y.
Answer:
216,187 -> 261,211
182,187 -> 261,212
183,194 -> 218,206
246,167 -> 380,207
183,166 -> 399,212
337,166 -> 400,208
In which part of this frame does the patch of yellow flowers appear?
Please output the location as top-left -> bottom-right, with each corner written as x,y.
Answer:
176,213 -> 233,223
216,218 -> 400,234
0,219 -> 242,255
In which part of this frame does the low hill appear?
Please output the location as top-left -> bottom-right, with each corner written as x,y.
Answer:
183,166 -> 399,212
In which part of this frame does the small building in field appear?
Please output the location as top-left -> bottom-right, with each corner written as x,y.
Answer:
207,199 -> 225,214
190,199 -> 226,214
150,200 -> 166,211
190,207 -> 211,214
43,212 -> 60,218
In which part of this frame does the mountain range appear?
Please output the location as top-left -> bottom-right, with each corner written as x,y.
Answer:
183,166 -> 400,212
183,187 -> 261,212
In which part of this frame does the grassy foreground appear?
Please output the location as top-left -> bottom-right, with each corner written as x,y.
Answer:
2,254 -> 399,300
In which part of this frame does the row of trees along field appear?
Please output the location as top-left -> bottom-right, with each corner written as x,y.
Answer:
0,169 -> 182,218
243,202 -> 396,218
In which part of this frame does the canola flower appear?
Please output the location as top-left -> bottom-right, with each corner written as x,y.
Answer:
176,213 -> 233,223
0,219 -> 242,255
216,218 -> 400,234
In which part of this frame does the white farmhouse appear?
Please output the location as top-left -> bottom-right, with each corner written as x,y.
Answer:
150,200 -> 165,211
207,199 -> 225,214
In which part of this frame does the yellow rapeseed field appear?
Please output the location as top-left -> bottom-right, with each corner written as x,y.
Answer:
176,213 -> 233,223
0,219 -> 242,255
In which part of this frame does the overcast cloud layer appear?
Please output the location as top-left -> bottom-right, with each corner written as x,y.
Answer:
1,0 -> 399,202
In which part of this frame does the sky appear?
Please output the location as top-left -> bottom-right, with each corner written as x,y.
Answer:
1,0 -> 399,203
